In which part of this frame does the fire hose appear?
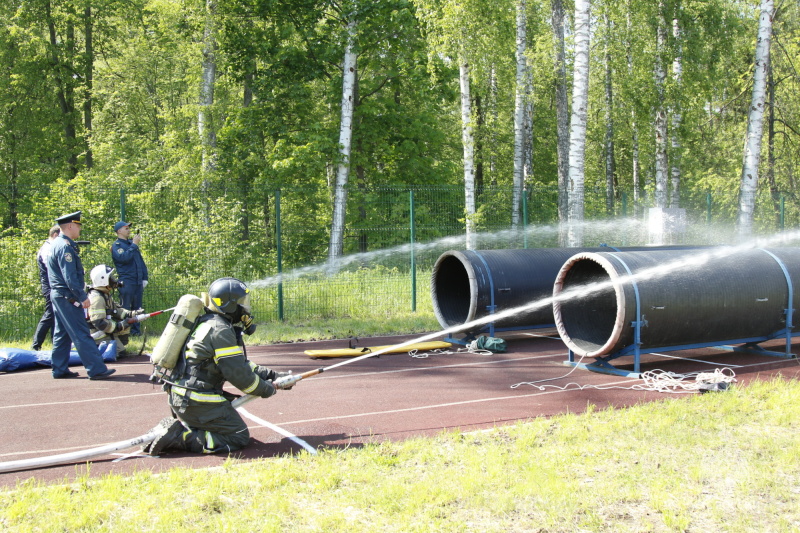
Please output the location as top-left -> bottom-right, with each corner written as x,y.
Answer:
90,308 -> 176,341
126,307 -> 175,324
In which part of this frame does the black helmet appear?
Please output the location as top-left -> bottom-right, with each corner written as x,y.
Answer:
208,277 -> 252,317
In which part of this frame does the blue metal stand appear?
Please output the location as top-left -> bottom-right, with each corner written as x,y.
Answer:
564,249 -> 797,378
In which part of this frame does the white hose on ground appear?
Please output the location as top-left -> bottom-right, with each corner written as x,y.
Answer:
0,395 -> 259,474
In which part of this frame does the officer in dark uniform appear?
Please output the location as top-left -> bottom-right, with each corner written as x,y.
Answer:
145,278 -> 287,455
47,211 -> 116,380
31,225 -> 60,351
111,221 -> 148,336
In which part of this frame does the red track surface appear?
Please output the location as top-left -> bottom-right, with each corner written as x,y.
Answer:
2,331 -> 800,488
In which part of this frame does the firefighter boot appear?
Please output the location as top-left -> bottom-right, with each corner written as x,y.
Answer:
144,417 -> 188,456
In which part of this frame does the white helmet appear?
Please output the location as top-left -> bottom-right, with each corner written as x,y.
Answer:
90,264 -> 116,288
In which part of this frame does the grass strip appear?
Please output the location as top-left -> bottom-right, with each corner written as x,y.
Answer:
2,376 -> 800,532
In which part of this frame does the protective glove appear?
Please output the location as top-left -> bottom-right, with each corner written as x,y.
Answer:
241,314 -> 256,336
113,321 -> 126,334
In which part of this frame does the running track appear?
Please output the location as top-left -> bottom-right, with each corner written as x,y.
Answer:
2,332 -> 800,488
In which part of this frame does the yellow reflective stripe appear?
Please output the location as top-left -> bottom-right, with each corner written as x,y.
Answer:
214,346 -> 243,362
242,376 -> 260,394
205,431 -> 215,453
171,386 -> 227,403
249,361 -> 258,371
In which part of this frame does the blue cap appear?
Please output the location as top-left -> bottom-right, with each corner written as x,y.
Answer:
114,221 -> 131,232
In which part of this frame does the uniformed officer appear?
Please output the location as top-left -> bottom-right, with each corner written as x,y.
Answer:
111,221 -> 149,336
145,277 -> 287,455
87,264 -> 143,357
31,225 -> 61,351
47,211 -> 116,380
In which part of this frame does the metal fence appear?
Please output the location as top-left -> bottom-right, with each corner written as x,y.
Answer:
0,181 -> 791,341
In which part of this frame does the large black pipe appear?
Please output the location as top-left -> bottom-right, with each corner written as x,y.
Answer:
431,247 -> 639,332
553,247 -> 800,357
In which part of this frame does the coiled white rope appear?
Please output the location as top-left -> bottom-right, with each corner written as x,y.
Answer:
511,366 -> 737,394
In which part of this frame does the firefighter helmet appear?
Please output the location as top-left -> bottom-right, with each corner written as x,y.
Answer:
90,264 -> 118,288
208,277 -> 252,317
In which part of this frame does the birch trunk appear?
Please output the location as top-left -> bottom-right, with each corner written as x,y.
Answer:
603,12 -> 615,216
199,0 -> 217,175
551,0 -> 570,244
669,5 -> 683,208
626,2 -> 640,216
523,63 -> 534,189
653,0 -> 668,209
511,0 -> 527,232
329,19 -> 357,262
738,0 -> 773,236
567,0 -> 591,247
83,5 -> 93,170
460,57 -> 477,250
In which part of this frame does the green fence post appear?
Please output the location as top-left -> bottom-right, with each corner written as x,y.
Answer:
120,189 -> 126,221
780,194 -> 785,230
410,190 -> 416,312
276,189 -> 284,321
522,188 -> 529,249
706,192 -> 712,225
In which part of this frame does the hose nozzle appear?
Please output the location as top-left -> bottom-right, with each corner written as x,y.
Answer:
274,368 -> 324,390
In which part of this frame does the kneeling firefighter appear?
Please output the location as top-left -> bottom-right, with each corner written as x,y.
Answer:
87,264 -> 142,357
146,277 -> 289,456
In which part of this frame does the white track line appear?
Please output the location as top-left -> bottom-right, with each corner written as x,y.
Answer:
0,391 -> 162,410
237,407 -> 317,455
649,352 -> 743,367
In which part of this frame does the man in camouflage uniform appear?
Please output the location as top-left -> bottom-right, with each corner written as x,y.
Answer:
146,277 -> 288,455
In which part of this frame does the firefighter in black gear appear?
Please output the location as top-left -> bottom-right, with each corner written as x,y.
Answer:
146,277 -> 285,456
87,264 -> 141,357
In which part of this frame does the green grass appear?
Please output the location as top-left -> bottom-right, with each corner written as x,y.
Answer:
3,377 -> 800,532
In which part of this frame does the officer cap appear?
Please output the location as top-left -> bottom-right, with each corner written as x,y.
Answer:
114,221 -> 131,232
55,211 -> 82,225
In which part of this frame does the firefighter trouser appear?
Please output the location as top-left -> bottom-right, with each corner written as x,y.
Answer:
168,387 -> 250,454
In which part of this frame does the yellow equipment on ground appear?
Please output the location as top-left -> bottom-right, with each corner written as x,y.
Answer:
305,341 -> 452,359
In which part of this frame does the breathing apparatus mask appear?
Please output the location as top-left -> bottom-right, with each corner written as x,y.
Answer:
208,277 -> 257,335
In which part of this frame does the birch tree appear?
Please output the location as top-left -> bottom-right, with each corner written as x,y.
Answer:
653,0 -> 668,209
625,0 -> 641,216
199,0 -> 218,176
460,56 -> 477,249
511,0 -> 528,232
329,18 -> 357,261
412,0 -> 498,251
567,0 -> 591,247
669,2 -> 683,208
738,0 -> 774,236
603,11 -> 616,216
551,0 -> 570,241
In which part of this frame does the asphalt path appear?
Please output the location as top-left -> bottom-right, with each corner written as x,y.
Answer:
2,331 -> 800,488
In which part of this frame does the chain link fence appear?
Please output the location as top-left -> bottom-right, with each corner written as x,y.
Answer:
0,181 -> 790,341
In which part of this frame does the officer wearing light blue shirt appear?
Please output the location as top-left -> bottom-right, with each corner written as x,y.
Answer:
47,211 -> 116,380
111,221 -> 149,335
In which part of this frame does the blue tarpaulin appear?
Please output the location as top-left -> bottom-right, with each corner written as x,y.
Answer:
0,342 -> 117,373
